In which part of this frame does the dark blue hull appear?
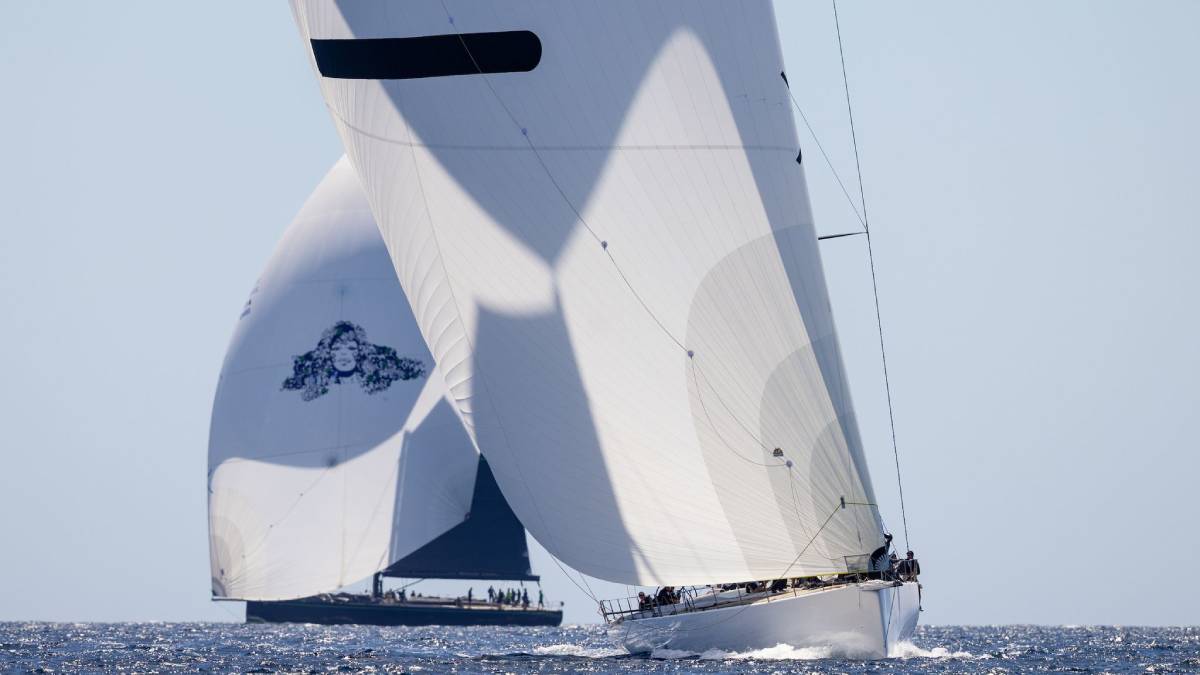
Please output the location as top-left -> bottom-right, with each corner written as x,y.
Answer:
245,599 -> 562,627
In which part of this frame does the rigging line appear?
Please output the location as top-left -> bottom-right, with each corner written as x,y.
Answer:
882,578 -> 899,651
431,1 -> 606,605
221,465 -> 338,587
690,361 -> 777,467
438,1 -> 689,355
777,502 -> 843,580
780,73 -> 865,229
436,6 -> 808,459
435,2 -> 859,605
786,466 -> 819,548
287,118 -> 794,153
695,359 -> 843,499
692,360 -> 771,452
649,501 -> 847,634
343,462 -> 405,574
832,0 -> 910,549
412,106 -> 601,606
433,4 -> 835,488
831,1 -> 870,230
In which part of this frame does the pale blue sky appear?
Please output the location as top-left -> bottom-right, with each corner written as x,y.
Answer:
1,1 -> 1197,626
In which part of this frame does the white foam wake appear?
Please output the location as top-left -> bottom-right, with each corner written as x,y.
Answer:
650,644 -> 852,661
888,641 -> 978,659
647,641 -> 979,661
701,644 -> 838,660
533,639 -> 977,662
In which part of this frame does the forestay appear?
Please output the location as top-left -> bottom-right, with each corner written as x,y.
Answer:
291,1 -> 885,586
207,158 -> 478,600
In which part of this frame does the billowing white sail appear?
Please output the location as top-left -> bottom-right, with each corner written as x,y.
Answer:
207,157 -> 479,600
291,1 -> 885,586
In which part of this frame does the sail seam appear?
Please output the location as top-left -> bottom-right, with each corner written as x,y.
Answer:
690,361 -> 775,466
376,1 -> 603,604
301,121 -> 796,154
432,0 -> 880,591
401,151 -> 569,588
220,465 -> 337,590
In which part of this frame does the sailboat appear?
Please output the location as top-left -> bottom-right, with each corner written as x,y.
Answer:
287,0 -> 920,656
208,157 -> 562,627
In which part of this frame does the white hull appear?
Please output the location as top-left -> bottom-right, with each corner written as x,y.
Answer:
612,581 -> 920,659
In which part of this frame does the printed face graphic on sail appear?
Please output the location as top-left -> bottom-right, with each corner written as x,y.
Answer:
282,320 -> 426,401
330,332 -> 359,374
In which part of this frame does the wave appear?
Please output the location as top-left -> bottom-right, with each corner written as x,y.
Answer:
529,644 -> 626,658
700,644 -> 840,660
649,644 -> 867,661
889,641 -> 980,660
531,639 -> 980,662
647,641 -> 980,661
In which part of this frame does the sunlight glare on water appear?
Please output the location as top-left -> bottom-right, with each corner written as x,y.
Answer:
1,623 -> 1196,673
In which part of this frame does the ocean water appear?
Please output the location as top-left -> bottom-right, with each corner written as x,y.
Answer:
2,623 -> 1197,673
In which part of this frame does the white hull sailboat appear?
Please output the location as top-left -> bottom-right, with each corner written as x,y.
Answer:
287,0 -> 923,656
611,581 -> 919,658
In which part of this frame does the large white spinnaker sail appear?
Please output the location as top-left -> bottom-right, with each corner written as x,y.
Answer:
291,1 -> 885,586
207,158 -> 479,601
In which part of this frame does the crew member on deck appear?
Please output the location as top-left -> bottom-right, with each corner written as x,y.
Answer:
898,550 -> 921,580
868,533 -> 894,577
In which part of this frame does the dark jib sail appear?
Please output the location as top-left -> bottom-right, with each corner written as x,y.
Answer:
383,458 -> 538,581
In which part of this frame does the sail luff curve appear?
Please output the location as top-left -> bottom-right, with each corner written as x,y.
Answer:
208,158 -> 493,600
290,1 -> 885,586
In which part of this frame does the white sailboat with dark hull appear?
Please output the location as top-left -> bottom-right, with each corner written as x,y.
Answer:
245,457 -> 561,627
288,0 -> 921,655
208,158 -> 560,627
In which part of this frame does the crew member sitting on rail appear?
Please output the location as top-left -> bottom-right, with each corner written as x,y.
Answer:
655,586 -> 673,605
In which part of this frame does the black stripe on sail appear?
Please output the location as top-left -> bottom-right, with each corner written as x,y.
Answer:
312,31 -> 541,80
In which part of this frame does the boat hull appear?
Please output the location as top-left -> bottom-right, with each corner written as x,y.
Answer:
245,599 -> 562,627
612,581 -> 919,658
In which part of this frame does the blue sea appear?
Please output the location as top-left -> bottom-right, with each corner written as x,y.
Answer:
2,623 -> 1197,673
